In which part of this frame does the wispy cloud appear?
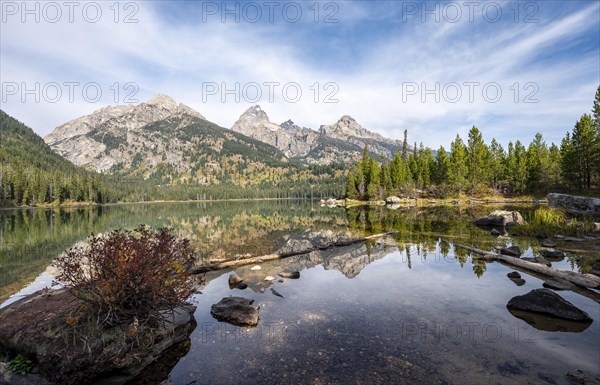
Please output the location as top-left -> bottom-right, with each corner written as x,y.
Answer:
1,0 -> 598,149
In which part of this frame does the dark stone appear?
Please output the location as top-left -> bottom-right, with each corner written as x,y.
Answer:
490,228 -> 501,237
228,274 -> 244,289
279,271 -> 300,279
270,288 -> 284,298
210,297 -> 260,327
535,232 -> 548,239
543,278 -> 574,291
540,239 -> 557,248
509,310 -> 592,332
506,288 -> 592,322
500,245 -> 522,257
507,271 -> 521,279
510,278 -> 526,286
235,282 -> 248,290
539,250 -> 566,261
566,369 -> 600,384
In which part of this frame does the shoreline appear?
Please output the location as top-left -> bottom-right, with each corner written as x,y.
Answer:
0,197 -> 313,212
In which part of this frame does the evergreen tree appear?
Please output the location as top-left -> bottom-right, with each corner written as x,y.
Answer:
401,130 -> 409,160
366,158 -> 381,200
346,170 -> 358,199
448,135 -> 468,194
526,133 -> 550,191
488,138 -> 505,192
434,146 -> 449,184
571,114 -> 595,190
466,126 -> 490,191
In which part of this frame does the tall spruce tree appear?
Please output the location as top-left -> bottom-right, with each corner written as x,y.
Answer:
466,126 -> 490,191
448,135 -> 468,194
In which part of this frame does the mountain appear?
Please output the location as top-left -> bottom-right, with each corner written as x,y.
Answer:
0,110 -> 114,206
230,106 -> 406,165
43,96 -> 335,188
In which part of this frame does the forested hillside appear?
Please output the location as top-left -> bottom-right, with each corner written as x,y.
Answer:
0,110 -> 118,206
346,86 -> 600,200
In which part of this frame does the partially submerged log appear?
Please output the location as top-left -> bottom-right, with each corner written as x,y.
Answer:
192,232 -> 397,274
450,242 -> 600,290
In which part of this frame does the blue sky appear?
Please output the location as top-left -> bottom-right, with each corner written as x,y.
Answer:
1,0 -> 599,149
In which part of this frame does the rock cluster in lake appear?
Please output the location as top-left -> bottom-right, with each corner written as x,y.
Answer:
210,297 -> 260,327
473,210 -> 526,228
507,288 -> 592,325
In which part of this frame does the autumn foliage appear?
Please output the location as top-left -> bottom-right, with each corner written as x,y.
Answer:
53,225 -> 197,326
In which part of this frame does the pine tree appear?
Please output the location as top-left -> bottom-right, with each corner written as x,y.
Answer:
346,170 -> 358,199
488,138 -> 505,192
571,114 -> 595,190
526,133 -> 550,191
434,146 -> 449,184
366,158 -> 381,200
448,135 -> 468,195
467,126 -> 490,192
401,130 -> 409,160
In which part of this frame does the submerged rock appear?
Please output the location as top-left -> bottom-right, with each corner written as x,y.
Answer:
540,239 -> 557,248
543,278 -> 574,291
507,271 -> 521,279
270,288 -> 284,298
507,289 -> 592,322
279,271 -> 300,279
500,246 -> 522,257
210,297 -> 259,327
473,210 -> 525,227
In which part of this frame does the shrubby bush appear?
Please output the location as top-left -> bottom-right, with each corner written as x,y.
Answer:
53,225 -> 197,326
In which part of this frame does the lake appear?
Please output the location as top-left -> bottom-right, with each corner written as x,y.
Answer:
1,200 -> 599,384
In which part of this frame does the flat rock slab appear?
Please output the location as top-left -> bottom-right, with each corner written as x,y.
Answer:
507,288 -> 592,322
210,297 -> 259,327
543,277 -> 575,291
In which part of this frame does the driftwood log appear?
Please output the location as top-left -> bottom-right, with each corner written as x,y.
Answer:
450,242 -> 600,290
192,231 -> 397,274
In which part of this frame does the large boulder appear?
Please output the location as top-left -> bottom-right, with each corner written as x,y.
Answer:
547,193 -> 600,217
507,289 -> 592,322
473,210 -> 526,227
0,289 -> 196,385
210,297 -> 260,327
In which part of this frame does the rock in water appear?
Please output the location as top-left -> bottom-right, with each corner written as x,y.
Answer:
228,274 -> 244,288
506,289 -> 592,322
507,271 -> 521,279
279,271 -> 300,279
472,210 -> 526,227
589,260 -> 600,277
500,246 -> 522,257
270,288 -> 284,298
250,265 -> 262,271
510,278 -> 526,286
539,250 -> 566,262
540,239 -> 557,248
543,278 -> 574,291
210,297 -> 259,327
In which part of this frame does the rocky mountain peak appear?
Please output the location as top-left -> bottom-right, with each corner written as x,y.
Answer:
146,94 -> 177,108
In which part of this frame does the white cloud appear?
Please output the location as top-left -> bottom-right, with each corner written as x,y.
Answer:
0,1 -> 598,150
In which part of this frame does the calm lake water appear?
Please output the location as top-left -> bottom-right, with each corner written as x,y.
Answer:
1,200 -> 599,384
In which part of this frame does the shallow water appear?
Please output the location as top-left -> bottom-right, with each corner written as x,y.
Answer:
1,201 -> 599,384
